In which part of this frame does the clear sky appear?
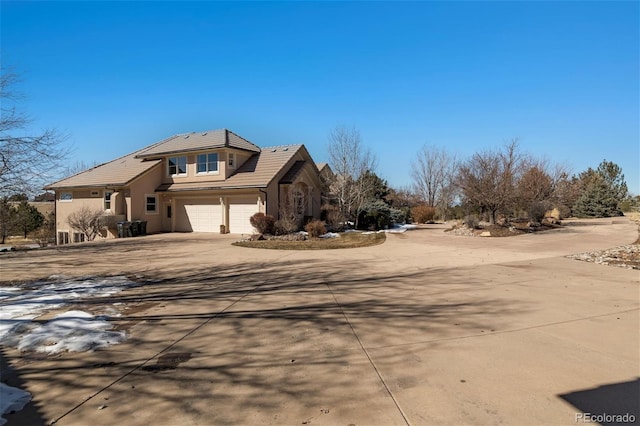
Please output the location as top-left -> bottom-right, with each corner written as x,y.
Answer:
2,1 -> 639,194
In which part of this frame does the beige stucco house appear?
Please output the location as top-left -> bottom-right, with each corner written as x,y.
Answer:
45,129 -> 324,244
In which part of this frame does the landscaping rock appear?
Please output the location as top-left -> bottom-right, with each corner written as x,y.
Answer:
567,244 -> 640,270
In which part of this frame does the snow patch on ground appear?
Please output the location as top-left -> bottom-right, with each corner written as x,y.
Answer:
0,383 -> 31,426
0,276 -> 138,421
17,310 -> 126,354
0,276 -> 137,353
319,232 -> 340,239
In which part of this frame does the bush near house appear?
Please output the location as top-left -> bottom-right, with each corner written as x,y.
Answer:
304,220 -> 327,238
358,199 -> 404,230
250,212 -> 276,235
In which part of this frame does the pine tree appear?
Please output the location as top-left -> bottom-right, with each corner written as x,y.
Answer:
573,160 -> 628,217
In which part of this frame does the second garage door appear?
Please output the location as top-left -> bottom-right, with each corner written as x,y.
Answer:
177,200 -> 222,232
229,199 -> 259,234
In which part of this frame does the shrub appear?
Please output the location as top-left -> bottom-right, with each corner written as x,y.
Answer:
528,201 -> 552,223
321,204 -> 344,231
249,212 -> 275,235
411,205 -> 436,224
304,219 -> 326,238
389,207 -> 406,224
358,199 -> 394,230
464,214 -> 479,229
274,215 -> 300,235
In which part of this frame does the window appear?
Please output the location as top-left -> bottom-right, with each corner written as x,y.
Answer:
228,153 -> 235,168
73,232 -> 85,243
145,194 -> 158,214
197,153 -> 218,174
168,156 -> 187,176
294,190 -> 305,215
58,231 -> 69,245
167,205 -> 172,218
60,192 -> 73,202
104,191 -> 113,210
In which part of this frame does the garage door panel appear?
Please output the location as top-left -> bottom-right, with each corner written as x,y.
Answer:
177,200 -> 221,233
229,198 -> 259,234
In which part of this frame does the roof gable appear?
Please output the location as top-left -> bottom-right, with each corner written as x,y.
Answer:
136,129 -> 260,159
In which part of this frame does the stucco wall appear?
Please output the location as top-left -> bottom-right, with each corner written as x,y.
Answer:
129,164 -> 163,233
159,149 -> 256,185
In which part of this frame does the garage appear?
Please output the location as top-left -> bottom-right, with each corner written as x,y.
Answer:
229,198 -> 259,234
176,200 -> 222,232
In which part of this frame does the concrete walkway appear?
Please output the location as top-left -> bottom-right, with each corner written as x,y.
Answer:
1,218 -> 638,425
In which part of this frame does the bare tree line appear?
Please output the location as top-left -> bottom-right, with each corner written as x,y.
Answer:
326,126 -> 628,226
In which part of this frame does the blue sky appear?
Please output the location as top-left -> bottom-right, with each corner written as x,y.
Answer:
2,1 -> 638,194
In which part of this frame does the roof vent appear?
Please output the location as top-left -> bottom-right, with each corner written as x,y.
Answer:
202,132 -> 208,136
283,147 -> 289,151
184,134 -> 190,139
271,149 -> 277,152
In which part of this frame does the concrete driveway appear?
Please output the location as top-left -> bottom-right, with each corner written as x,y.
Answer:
1,218 -> 638,425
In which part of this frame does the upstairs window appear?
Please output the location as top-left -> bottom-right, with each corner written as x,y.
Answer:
228,153 -> 235,168
197,153 -> 218,174
168,156 -> 187,176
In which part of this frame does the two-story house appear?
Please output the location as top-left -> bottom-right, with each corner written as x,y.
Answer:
45,129 -> 324,244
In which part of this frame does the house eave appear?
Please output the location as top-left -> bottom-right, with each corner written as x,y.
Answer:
156,184 -> 268,193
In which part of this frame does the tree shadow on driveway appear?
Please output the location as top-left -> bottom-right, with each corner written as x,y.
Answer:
3,257 -> 528,425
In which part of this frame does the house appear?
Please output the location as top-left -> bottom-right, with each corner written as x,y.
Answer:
45,129 -> 325,244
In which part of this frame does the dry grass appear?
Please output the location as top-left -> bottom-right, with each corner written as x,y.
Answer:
232,231 -> 386,250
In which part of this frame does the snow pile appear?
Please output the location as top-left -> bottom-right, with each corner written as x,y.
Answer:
17,310 -> 126,354
0,383 -> 31,426
0,276 -> 137,351
319,232 -> 340,239
385,224 -> 418,233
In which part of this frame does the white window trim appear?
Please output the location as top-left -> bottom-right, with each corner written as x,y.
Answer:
196,152 -> 220,175
104,190 -> 113,212
145,194 -> 159,215
168,156 -> 188,177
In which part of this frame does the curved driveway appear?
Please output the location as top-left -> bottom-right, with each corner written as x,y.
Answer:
1,218 -> 638,425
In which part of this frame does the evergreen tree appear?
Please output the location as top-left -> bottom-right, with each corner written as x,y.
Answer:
0,197 -> 16,244
573,160 -> 628,217
14,200 -> 44,238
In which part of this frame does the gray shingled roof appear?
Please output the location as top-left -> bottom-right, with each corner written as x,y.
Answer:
136,129 -> 260,159
156,145 -> 303,192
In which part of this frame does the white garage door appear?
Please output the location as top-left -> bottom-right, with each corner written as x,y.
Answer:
229,198 -> 259,234
177,200 -> 222,233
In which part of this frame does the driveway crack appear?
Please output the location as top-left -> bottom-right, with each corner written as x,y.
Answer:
325,282 -> 411,426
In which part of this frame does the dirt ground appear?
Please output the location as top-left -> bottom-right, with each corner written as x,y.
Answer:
1,217 -> 638,425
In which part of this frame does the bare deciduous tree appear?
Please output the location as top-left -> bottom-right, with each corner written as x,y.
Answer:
517,164 -> 554,208
411,145 -> 458,220
456,140 -> 526,224
327,125 -> 377,227
62,160 -> 99,179
67,206 -> 105,241
1,68 -> 69,196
